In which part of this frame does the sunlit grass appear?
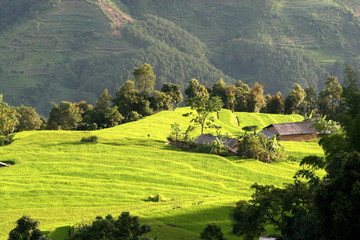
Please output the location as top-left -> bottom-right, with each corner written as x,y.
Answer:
0,108 -> 324,240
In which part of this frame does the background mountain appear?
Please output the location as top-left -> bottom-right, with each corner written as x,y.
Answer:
0,0 -> 360,114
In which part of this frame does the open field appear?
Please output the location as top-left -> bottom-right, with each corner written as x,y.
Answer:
0,108 -> 323,239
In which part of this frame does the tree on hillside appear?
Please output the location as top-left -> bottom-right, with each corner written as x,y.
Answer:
284,83 -> 305,114
8,216 -> 49,240
160,83 -> 183,107
47,101 -> 82,130
185,78 -> 209,99
184,96 -> 223,134
0,97 -> 19,136
339,65 -> 360,149
246,82 -> 266,113
318,76 -> 342,119
133,63 -> 156,94
299,86 -> 318,116
68,212 -> 151,240
225,85 -> 236,111
15,105 -> 42,132
234,80 -> 250,112
113,81 -> 153,122
84,89 -> 124,129
200,224 -> 228,240
148,90 -> 172,111
212,78 -> 227,104
264,92 -> 284,114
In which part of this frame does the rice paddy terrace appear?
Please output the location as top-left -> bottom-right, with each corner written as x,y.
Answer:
0,108 -> 324,239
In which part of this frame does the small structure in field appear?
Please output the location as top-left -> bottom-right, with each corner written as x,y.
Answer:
259,121 -> 317,141
259,237 -> 277,240
194,134 -> 239,153
0,162 -> 8,167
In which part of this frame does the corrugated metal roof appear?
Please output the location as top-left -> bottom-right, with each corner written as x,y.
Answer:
258,129 -> 277,139
264,121 -> 316,136
194,134 -> 239,149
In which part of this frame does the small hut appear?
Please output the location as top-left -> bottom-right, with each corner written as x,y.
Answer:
194,134 -> 239,153
259,121 -> 317,141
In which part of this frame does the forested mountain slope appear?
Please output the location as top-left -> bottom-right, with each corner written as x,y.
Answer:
0,0 -> 360,113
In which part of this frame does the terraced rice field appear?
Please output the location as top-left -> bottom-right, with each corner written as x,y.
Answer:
0,108 -> 323,239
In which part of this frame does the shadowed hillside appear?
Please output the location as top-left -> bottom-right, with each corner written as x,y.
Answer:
0,0 -> 360,114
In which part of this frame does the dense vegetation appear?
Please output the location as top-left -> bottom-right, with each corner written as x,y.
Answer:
1,0 -> 360,114
228,64 -> 360,240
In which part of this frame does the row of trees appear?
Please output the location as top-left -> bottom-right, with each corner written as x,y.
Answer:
186,73 -> 343,119
0,63 -> 353,140
0,64 -> 184,137
7,212 -> 152,240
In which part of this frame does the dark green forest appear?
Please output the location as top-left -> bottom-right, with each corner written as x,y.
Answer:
0,0 -> 360,115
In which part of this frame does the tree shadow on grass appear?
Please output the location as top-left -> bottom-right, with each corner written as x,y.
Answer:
47,226 -> 71,239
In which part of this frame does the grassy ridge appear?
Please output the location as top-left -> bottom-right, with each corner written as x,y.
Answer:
0,109 -> 323,239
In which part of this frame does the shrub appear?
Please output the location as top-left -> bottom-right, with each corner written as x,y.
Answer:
80,136 -> 98,143
238,134 -> 285,163
0,134 -> 14,146
146,194 -> 170,202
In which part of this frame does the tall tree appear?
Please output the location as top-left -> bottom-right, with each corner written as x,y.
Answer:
15,105 -> 42,132
284,83 -> 306,114
299,86 -> 318,116
225,85 -> 236,111
160,83 -> 183,107
0,98 -> 18,136
246,82 -> 266,113
185,96 -> 223,134
212,78 -> 227,104
133,63 -> 156,94
318,76 -> 342,119
47,101 -> 82,130
113,81 -> 152,121
8,216 -> 49,240
185,78 -> 209,99
234,81 -> 250,112
264,92 -> 284,114
339,65 -> 360,151
84,89 -> 123,129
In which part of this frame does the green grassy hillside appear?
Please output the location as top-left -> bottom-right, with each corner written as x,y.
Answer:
0,109 -> 323,239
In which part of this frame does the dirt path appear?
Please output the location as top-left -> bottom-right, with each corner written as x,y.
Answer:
99,1 -> 133,35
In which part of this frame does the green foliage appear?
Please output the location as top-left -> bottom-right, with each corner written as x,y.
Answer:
200,224 -> 227,240
80,136 -> 98,143
8,216 -> 49,240
238,134 -> 285,163
185,96 -> 223,134
0,100 -> 19,136
318,76 -> 342,119
264,92 -> 284,114
69,212 -> 151,240
47,102 -> 82,130
0,0 -> 59,32
15,105 -> 42,132
284,83 -> 306,114
185,79 -> 209,99
146,194 -> 170,202
133,63 -> 156,94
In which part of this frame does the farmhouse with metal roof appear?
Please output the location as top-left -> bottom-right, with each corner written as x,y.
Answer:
259,121 -> 317,141
194,134 -> 239,152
